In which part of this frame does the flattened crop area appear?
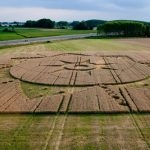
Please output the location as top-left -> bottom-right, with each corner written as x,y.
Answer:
10,53 -> 150,85
0,52 -> 150,113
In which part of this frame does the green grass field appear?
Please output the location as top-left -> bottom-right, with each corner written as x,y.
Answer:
0,27 -> 96,41
46,38 -> 150,52
0,114 -> 149,150
1,38 -> 149,56
2,38 -> 150,52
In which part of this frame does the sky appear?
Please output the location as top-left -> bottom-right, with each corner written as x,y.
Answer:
0,0 -> 150,22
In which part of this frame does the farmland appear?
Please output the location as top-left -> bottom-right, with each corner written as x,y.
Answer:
1,52 -> 150,113
0,27 -> 95,41
0,114 -> 150,149
0,38 -> 150,149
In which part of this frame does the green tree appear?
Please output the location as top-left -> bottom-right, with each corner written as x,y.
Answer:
36,19 -> 55,28
70,21 -> 80,28
24,20 -> 37,27
145,25 -> 150,37
24,19 -> 55,28
73,21 -> 89,30
97,21 -> 147,37
86,20 -> 106,30
57,21 -> 68,29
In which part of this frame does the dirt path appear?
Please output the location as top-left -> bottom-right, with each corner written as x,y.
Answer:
55,115 -> 67,150
42,115 -> 59,150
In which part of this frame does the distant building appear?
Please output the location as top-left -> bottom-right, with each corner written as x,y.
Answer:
0,22 -> 25,27
93,27 -> 97,30
1,22 -> 9,27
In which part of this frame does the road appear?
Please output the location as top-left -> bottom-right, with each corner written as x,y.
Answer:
0,33 -> 97,47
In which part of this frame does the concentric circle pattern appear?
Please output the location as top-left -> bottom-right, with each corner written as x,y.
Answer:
10,53 -> 150,86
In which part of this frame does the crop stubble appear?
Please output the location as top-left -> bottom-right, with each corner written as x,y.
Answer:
0,52 -> 150,113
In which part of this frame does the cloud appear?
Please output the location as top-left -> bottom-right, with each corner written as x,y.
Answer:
0,7 -> 150,22
1,0 -> 150,11
110,0 -> 150,9
0,7 -> 104,22
0,0 -> 150,22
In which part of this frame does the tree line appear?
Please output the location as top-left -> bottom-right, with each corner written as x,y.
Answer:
2,19 -> 150,37
24,19 -> 105,30
25,19 -> 69,29
24,19 -> 55,28
97,21 -> 150,37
